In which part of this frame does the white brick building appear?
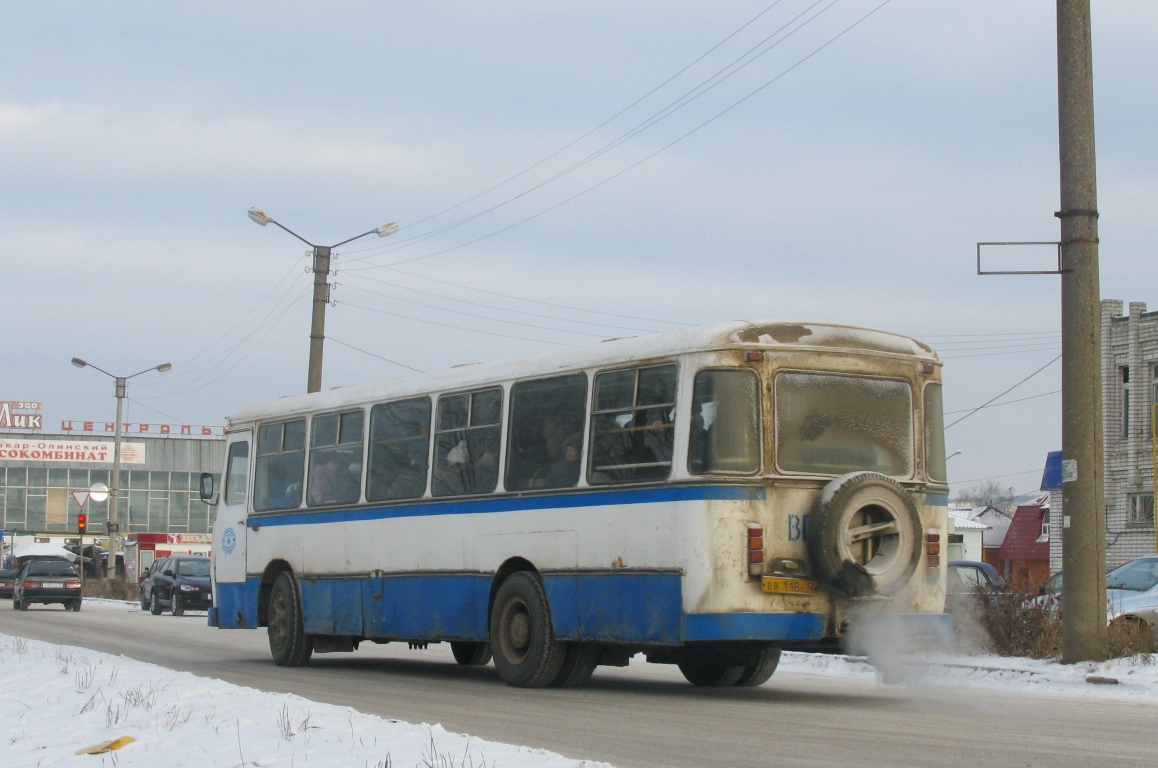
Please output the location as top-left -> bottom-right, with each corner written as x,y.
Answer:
1100,299 -> 1158,567
1049,300 -> 1158,573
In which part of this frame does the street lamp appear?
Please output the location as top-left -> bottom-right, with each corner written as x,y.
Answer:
71,358 -> 171,544
248,207 -> 399,393
947,451 -> 963,461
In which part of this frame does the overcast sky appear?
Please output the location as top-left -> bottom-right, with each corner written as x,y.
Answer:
2,1 -> 1155,496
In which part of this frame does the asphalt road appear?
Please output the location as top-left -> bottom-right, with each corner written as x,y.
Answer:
0,601 -> 1154,768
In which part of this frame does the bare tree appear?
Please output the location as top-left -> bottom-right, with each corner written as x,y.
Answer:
953,479 -> 1013,511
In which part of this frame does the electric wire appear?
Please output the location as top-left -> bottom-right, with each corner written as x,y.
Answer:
341,0 -> 844,266
336,283 -> 611,338
338,301 -> 575,347
327,337 -> 424,373
944,389 -> 1061,415
940,346 -> 1061,360
338,271 -> 667,334
944,354 -> 1061,429
337,0 -> 793,247
949,469 -> 1044,485
139,287 -> 312,398
339,0 -> 894,272
347,265 -> 689,326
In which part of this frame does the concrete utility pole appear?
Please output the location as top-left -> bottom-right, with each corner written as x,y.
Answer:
247,209 -> 398,394
308,246 -> 333,395
1056,0 -> 1108,663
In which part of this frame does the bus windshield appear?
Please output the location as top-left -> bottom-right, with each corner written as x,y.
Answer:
775,371 -> 912,477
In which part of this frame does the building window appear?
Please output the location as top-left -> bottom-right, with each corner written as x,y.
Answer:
1129,493 -> 1154,525
1120,366 -> 1130,441
1041,514 -> 1050,538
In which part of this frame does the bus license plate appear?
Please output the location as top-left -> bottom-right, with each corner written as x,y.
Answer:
762,577 -> 818,595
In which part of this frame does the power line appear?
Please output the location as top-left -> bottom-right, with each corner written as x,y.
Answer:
338,271 -> 664,334
344,265 -> 688,326
327,337 -> 424,373
945,354 -> 1061,429
341,0 -> 891,271
949,469 -> 1043,485
339,0 -> 793,249
945,389 -> 1061,415
340,0 -> 828,262
941,346 -> 1061,360
336,283 -> 610,338
338,301 -> 575,347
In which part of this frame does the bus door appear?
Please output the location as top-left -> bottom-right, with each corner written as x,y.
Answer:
213,431 -> 251,583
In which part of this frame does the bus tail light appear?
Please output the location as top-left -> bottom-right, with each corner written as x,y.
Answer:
926,531 -> 940,568
747,523 -> 764,579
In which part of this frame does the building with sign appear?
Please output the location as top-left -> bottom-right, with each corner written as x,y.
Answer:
0,431 -> 224,538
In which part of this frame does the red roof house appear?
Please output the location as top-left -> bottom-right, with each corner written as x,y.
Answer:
997,504 -> 1051,588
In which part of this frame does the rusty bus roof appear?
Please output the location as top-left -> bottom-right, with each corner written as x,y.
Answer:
228,320 -> 938,426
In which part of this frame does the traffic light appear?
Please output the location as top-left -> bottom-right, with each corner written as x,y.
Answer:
77,513 -> 87,535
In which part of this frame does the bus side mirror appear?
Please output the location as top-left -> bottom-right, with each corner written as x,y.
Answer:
199,473 -> 218,505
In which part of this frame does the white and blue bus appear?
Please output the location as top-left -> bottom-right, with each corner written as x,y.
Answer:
203,321 -> 950,688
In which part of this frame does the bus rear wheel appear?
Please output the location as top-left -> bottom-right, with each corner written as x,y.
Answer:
451,641 -> 492,666
678,655 -> 746,687
268,572 -> 313,667
490,572 -> 565,688
732,648 -> 781,687
550,643 -> 600,688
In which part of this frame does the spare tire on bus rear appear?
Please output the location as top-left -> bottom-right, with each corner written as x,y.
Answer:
807,472 -> 922,599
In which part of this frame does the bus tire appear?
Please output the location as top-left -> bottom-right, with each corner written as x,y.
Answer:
268,572 -> 313,667
732,647 -> 781,687
678,655 -> 745,687
490,572 -> 565,688
450,641 -> 492,666
550,643 -> 600,688
808,472 -> 922,598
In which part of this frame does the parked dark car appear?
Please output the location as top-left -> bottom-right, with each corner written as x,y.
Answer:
947,560 -> 1006,612
138,556 -> 168,611
141,555 -> 212,616
12,559 -> 83,611
0,568 -> 17,599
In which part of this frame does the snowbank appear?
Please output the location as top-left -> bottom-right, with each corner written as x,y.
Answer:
0,633 -> 611,768
778,650 -> 1158,701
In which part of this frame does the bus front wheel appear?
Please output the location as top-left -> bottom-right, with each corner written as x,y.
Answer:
490,572 -> 565,688
268,572 -> 313,667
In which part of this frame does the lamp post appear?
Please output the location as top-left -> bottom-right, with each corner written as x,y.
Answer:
71,359 -> 171,562
247,207 -> 399,393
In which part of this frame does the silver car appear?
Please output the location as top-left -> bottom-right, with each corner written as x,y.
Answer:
1106,556 -> 1158,634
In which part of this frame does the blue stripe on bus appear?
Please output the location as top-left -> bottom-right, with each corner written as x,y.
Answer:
925,493 -> 949,507
250,484 -> 765,528
682,611 -> 826,642
211,570 -> 824,644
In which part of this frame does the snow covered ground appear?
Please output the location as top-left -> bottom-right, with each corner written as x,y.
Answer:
779,649 -> 1158,702
0,616 -> 611,768
2,599 -> 1155,766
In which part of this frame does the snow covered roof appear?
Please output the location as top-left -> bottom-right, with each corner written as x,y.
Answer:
948,508 -> 990,530
228,320 -> 940,426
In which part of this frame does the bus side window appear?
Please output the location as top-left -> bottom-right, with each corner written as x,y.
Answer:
253,419 -> 306,512
588,364 -> 677,485
688,369 -> 760,474
224,441 -> 250,505
307,410 -> 364,507
432,388 -> 502,497
506,373 -> 588,491
367,397 -> 432,502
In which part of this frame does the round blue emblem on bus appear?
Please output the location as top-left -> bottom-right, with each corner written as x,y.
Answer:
222,528 -> 236,555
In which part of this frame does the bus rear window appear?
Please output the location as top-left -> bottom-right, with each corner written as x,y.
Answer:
924,383 -> 946,482
688,369 -> 760,474
775,372 -> 912,477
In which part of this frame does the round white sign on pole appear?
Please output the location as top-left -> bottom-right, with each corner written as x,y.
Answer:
89,482 -> 110,503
